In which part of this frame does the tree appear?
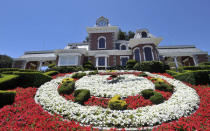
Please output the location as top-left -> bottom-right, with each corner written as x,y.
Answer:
0,54 -> 13,68
127,31 -> 135,40
118,29 -> 126,40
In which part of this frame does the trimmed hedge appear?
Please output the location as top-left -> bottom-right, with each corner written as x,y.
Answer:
141,89 -> 154,99
154,81 -> 174,92
174,70 -> 210,85
134,61 -> 168,73
0,68 -> 40,73
166,70 -> 180,76
83,61 -> 95,70
88,70 -> 98,75
74,89 -> 90,104
0,90 -> 16,107
198,62 -> 210,66
58,81 -> 75,94
44,71 -> 59,76
49,66 -> 84,73
150,92 -> 164,104
0,74 -> 19,90
108,95 -> 127,110
13,72 -> 52,87
138,72 -> 148,77
182,65 -> 210,71
72,72 -> 86,79
126,60 -> 137,69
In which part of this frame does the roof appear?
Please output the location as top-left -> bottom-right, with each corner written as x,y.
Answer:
158,45 -> 208,56
16,53 -> 56,61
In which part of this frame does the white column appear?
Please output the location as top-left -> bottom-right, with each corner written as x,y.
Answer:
23,60 -> 27,69
192,55 -> 198,66
38,61 -> 43,71
174,56 -> 179,69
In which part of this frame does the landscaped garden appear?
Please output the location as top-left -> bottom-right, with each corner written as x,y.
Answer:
0,61 -> 209,130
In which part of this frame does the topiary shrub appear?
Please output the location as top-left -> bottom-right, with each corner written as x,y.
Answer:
141,89 -> 154,99
154,81 -> 174,92
83,61 -> 95,70
0,90 -> 16,107
44,71 -> 59,76
126,60 -> 137,69
58,81 -> 75,94
138,72 -> 148,77
139,61 -> 165,73
74,89 -> 90,105
133,63 -> 141,70
108,95 -> 127,110
150,92 -> 164,104
72,72 -> 86,79
88,70 -> 98,75
0,74 -> 19,90
13,72 -> 52,88
0,74 -> 1,78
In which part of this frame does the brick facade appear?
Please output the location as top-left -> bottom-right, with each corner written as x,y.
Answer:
89,32 -> 114,50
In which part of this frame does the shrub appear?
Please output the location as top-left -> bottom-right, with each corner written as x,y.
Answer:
58,81 -> 75,94
133,63 -> 141,70
182,65 -> 210,71
0,74 -> 19,90
0,74 -> 1,78
61,78 -> 74,83
48,63 -> 56,68
88,70 -> 98,75
74,89 -> 90,104
141,89 -> 154,99
126,60 -> 137,69
139,61 -> 165,73
150,92 -> 164,104
44,71 -> 59,76
83,61 -> 95,70
198,62 -> 210,66
48,66 -> 84,73
166,70 -> 180,76
174,70 -> 210,85
154,81 -> 174,92
72,73 -> 86,79
13,72 -> 52,87
108,95 -> 127,110
0,90 -> 16,107
138,72 -> 148,77
0,68 -> 40,73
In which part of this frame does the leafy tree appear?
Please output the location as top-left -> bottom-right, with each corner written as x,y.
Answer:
118,29 -> 126,40
0,55 -> 13,68
127,31 -> 135,40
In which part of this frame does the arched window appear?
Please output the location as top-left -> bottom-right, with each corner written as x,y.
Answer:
121,45 -> 126,50
141,31 -> 147,38
98,36 -> 106,49
133,48 -> 141,62
144,47 -> 153,61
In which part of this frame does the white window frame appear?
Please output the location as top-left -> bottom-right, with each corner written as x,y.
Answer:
133,47 -> 141,62
143,45 -> 154,61
58,54 -> 80,66
95,55 -> 108,67
98,36 -> 106,49
120,43 -> 127,50
120,56 -> 129,66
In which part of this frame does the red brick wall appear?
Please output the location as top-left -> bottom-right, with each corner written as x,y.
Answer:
89,32 -> 114,50
132,43 -> 159,61
196,54 -> 208,63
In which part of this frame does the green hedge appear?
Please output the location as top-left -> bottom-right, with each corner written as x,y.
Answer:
141,89 -> 154,99
74,89 -> 90,105
150,92 -> 164,104
198,62 -> 210,66
134,61 -> 168,73
182,65 -> 210,71
0,68 -> 40,73
174,70 -> 210,85
49,66 -> 84,73
166,70 -> 180,76
72,72 -> 86,79
83,61 -> 95,70
0,74 -> 19,90
44,71 -> 59,76
58,81 -> 75,94
126,60 -> 137,69
0,90 -> 16,107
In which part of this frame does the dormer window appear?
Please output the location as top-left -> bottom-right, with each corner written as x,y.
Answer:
96,16 -> 109,27
98,36 -> 106,49
141,31 -> 147,38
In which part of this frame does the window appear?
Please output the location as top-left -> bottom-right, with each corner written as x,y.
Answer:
58,55 -> 78,66
98,37 -> 106,49
134,48 -> 141,62
98,57 -> 105,66
121,45 -> 126,50
141,31 -> 147,38
144,47 -> 153,61
115,43 -> 120,50
120,56 -> 129,66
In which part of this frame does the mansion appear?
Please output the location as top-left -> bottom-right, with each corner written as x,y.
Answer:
13,16 -> 208,70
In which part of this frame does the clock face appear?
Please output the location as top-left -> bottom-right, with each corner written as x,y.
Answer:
98,20 -> 107,26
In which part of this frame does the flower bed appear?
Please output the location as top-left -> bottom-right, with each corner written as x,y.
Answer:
0,71 -> 209,130
34,71 -> 200,128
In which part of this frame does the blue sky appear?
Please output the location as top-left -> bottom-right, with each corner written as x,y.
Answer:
0,0 -> 209,58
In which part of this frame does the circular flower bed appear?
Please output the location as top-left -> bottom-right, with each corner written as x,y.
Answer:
75,74 -> 155,98
35,71 -> 200,128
